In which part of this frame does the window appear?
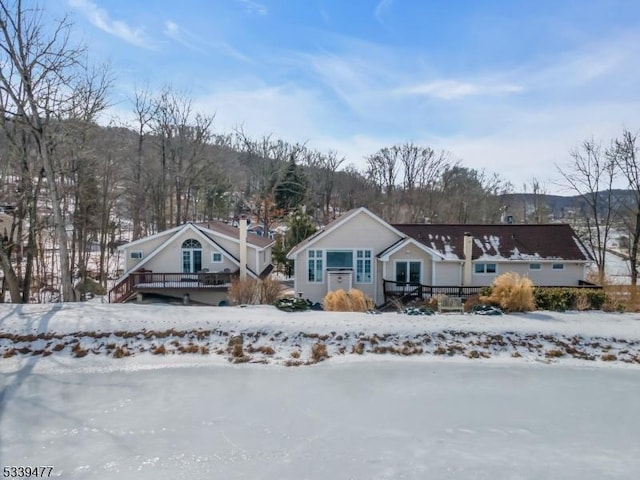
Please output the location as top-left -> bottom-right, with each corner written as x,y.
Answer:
308,250 -> 323,282
130,251 -> 143,260
529,263 -> 541,270
211,252 -> 223,263
182,239 -> 202,249
181,238 -> 202,273
326,250 -> 353,269
396,261 -> 421,284
474,263 -> 497,274
552,263 -> 564,270
356,250 -> 372,283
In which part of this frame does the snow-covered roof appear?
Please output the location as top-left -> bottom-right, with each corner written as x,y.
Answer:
393,224 -> 594,262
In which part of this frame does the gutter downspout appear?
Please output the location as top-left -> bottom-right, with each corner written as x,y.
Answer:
463,232 -> 473,286
239,217 -> 248,281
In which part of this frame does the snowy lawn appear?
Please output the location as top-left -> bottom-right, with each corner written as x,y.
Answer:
1,303 -> 640,479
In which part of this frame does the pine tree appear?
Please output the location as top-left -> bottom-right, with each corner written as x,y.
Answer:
275,156 -> 308,212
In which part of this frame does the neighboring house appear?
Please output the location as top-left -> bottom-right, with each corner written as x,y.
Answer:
286,207 -> 594,307
109,220 -> 275,304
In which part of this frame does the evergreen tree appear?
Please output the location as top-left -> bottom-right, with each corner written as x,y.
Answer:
275,156 -> 308,212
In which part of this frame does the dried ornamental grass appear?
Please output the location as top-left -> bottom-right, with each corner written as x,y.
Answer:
323,288 -> 374,312
481,272 -> 535,312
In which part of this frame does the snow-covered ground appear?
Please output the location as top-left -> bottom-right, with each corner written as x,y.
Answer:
1,304 -> 640,479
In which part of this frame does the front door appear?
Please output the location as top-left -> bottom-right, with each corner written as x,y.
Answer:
182,239 -> 203,273
395,261 -> 421,285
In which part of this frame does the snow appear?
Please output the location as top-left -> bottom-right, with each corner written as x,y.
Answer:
2,303 -> 640,478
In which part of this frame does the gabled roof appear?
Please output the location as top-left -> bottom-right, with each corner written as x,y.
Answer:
286,207 -> 406,259
194,220 -> 275,249
119,221 -> 275,252
123,223 -> 246,274
377,237 -> 449,261
392,223 -> 594,262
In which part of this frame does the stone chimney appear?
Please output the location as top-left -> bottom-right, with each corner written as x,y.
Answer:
463,232 -> 473,286
239,216 -> 248,281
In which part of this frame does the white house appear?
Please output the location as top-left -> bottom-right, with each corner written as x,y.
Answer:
287,207 -> 594,306
109,220 -> 274,304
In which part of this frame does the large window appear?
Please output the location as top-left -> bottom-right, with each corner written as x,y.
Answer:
474,263 -> 497,274
396,261 -> 421,284
182,239 -> 202,273
308,250 -> 323,282
356,250 -> 372,283
326,250 -> 353,269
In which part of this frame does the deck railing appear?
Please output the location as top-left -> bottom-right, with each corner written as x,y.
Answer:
382,280 -> 483,304
108,271 -> 234,303
382,279 -> 603,306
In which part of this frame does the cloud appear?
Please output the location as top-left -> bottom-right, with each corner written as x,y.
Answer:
395,80 -> 525,100
234,0 -> 267,15
68,0 -> 155,49
374,0 -> 394,24
162,20 -> 253,62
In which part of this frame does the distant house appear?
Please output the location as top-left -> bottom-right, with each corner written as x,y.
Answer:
287,207 -> 594,307
109,220 -> 275,304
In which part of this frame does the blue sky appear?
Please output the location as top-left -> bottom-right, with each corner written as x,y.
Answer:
51,0 -> 640,193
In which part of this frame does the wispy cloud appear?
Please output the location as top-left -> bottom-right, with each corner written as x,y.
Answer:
395,80 -> 524,100
162,19 -> 253,63
374,0 -> 394,24
68,0 -> 155,49
234,0 -> 267,16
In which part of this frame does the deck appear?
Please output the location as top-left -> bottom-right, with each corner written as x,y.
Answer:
109,272 -> 233,303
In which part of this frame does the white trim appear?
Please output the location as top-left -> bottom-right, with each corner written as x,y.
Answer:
355,249 -> 373,284
378,237 -> 445,261
118,224 -> 184,251
287,207 -> 406,260
308,249 -> 324,283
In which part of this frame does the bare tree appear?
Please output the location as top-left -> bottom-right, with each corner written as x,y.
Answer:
611,129 -> 640,285
128,87 -> 157,239
557,139 -> 617,281
152,87 -> 213,228
365,146 -> 400,220
0,0 -> 110,300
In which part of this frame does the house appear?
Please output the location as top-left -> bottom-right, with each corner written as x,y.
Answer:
109,220 -> 275,304
286,207 -> 594,307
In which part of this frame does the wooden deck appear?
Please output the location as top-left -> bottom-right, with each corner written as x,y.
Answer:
109,272 -> 233,303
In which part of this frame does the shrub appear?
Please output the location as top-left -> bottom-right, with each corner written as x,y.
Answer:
259,277 -> 284,304
323,288 -> 374,312
534,287 -> 574,311
481,272 -> 535,312
274,297 -> 310,312
534,287 -> 608,311
311,343 -> 329,362
228,277 -> 284,305
75,278 -> 107,299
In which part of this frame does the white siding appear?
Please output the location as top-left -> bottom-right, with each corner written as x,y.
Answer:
294,211 -> 403,305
